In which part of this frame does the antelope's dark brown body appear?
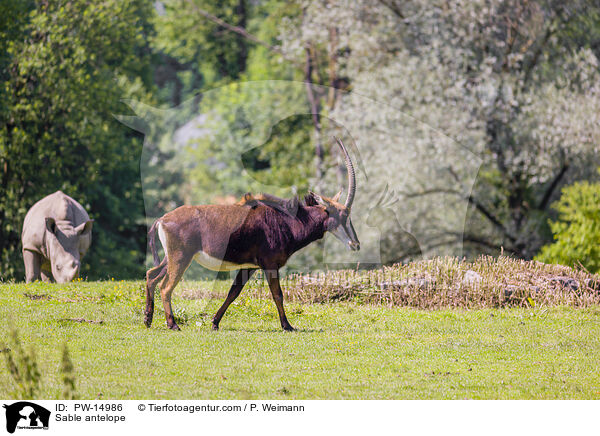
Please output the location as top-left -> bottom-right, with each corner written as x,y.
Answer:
158,200 -> 328,271
144,137 -> 360,331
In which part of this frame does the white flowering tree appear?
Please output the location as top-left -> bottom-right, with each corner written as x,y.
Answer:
277,0 -> 600,260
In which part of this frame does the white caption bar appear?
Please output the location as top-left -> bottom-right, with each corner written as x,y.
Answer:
0,400 -> 595,436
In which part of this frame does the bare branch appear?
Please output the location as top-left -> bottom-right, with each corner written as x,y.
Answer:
467,195 -> 516,243
327,26 -> 339,109
538,163 -> 569,211
398,187 -> 465,198
458,232 -> 517,254
398,186 -> 517,243
377,0 -> 405,18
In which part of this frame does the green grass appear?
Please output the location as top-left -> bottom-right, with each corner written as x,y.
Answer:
1,279 -> 599,399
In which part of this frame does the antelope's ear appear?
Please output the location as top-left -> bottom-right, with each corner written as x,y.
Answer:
332,190 -> 343,203
309,191 -> 327,207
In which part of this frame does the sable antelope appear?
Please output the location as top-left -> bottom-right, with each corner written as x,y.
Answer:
144,137 -> 360,331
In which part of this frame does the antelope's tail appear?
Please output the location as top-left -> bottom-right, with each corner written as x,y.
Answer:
148,219 -> 161,267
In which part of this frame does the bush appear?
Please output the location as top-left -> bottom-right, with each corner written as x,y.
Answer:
2,329 -> 77,399
536,180 -> 600,273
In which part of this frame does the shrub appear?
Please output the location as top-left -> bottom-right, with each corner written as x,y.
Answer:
536,180 -> 600,273
2,329 -> 77,399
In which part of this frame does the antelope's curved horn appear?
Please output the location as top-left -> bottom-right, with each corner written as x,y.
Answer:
334,137 -> 356,209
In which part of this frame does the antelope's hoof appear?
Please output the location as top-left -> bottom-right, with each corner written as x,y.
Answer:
168,323 -> 181,331
283,325 -> 295,332
144,314 -> 153,328
211,323 -> 219,331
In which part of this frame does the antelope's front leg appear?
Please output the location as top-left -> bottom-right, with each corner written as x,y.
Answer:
265,268 -> 294,331
212,268 -> 256,330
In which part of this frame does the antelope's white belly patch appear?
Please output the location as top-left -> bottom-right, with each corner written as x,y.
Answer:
193,251 -> 259,272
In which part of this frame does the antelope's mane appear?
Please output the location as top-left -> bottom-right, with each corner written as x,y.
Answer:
237,192 -> 320,215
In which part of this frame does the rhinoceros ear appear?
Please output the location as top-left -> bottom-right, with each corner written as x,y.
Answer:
75,219 -> 94,236
45,217 -> 57,234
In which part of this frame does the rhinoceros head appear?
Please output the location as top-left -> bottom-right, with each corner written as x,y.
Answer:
45,217 -> 93,283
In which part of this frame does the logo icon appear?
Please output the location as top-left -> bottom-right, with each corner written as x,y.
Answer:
2,402 -> 50,434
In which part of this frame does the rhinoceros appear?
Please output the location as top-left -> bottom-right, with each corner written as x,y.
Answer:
21,191 -> 93,283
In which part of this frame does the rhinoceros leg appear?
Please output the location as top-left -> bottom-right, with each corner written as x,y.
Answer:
38,258 -> 55,282
40,270 -> 55,283
23,250 -> 41,283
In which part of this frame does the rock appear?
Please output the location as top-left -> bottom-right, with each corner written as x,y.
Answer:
408,277 -> 433,288
381,277 -> 434,290
462,270 -> 482,285
584,278 -> 600,291
563,278 -> 579,291
503,285 -> 518,298
551,276 -> 579,291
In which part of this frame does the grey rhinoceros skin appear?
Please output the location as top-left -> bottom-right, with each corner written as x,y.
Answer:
21,191 -> 93,283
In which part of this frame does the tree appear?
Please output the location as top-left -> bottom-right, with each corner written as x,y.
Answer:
0,0 -> 156,280
535,178 -> 600,273
153,0 -> 253,107
279,0 -> 600,262
140,0 -> 314,210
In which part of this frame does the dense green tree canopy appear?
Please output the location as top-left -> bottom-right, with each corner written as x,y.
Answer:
0,0 -> 155,280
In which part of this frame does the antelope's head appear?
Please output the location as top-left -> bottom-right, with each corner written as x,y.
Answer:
310,137 -> 360,251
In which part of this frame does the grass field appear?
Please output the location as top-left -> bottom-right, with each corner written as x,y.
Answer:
1,261 -> 600,400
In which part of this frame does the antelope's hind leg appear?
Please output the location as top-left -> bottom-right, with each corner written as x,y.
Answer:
144,257 -> 167,328
160,253 -> 193,331
212,268 -> 256,330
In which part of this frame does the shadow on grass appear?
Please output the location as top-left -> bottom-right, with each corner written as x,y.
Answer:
146,324 -> 324,333
205,327 -> 324,333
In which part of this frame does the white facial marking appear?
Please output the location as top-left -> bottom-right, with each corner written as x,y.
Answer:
193,251 -> 258,272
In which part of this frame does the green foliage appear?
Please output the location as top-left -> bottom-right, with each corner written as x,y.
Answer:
3,0 -> 600,280
153,0 -> 252,106
536,180 -> 600,272
2,329 -> 41,399
2,328 -> 79,399
60,343 -> 78,400
243,0 -> 303,81
143,0 -> 309,218
309,0 -> 600,261
241,115 -> 314,191
0,0 -> 156,280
